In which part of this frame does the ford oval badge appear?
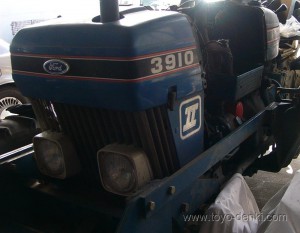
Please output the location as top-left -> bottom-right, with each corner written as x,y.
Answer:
43,59 -> 69,75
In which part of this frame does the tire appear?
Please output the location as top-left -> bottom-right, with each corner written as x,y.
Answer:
0,86 -> 29,120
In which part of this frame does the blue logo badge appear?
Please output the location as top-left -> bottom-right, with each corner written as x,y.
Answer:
43,59 -> 69,75
179,95 -> 201,140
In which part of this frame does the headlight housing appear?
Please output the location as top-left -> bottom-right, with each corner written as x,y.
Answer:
97,144 -> 153,196
33,131 -> 81,179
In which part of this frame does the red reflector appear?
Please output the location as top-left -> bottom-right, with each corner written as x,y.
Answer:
235,102 -> 244,118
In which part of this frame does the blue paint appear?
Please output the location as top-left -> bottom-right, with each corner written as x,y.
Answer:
116,110 -> 266,232
117,179 -> 220,233
11,11 -> 196,57
11,9 -> 202,111
13,68 -> 202,111
168,93 -> 205,167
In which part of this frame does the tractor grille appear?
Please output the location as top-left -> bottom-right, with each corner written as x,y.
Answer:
31,99 -> 179,185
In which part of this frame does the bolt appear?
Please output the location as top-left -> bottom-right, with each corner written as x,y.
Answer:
168,186 -> 176,195
181,202 -> 190,213
148,201 -> 156,211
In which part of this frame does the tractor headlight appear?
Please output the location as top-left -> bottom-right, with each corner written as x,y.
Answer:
97,144 -> 153,196
33,131 -> 81,179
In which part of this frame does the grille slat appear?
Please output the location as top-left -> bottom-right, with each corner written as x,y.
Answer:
146,109 -> 170,177
84,108 -> 103,149
154,107 -> 178,173
101,110 -> 116,142
125,112 -> 141,147
108,111 -> 124,143
75,107 -> 100,179
133,112 -> 163,178
69,106 -> 95,154
58,104 -> 99,182
77,107 -> 99,152
91,110 -> 108,146
32,100 -> 178,184
117,111 -> 130,144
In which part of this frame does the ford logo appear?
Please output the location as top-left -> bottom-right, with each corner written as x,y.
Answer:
43,59 -> 69,75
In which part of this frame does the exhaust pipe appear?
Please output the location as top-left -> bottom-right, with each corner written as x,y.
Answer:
100,0 -> 120,23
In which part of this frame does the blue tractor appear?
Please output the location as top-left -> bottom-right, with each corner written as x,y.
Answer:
0,0 -> 299,232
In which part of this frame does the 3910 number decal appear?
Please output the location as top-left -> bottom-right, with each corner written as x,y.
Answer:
150,50 -> 195,74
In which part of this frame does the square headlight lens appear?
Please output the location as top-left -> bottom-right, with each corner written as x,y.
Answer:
34,139 -> 65,176
97,144 -> 153,196
33,131 -> 81,179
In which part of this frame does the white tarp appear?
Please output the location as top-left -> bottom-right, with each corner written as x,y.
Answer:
198,172 -> 300,233
198,173 -> 260,233
280,16 -> 300,38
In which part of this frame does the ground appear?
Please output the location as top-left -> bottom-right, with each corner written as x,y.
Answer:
245,156 -> 300,209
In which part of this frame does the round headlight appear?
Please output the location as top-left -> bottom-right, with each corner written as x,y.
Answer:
97,144 -> 153,196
